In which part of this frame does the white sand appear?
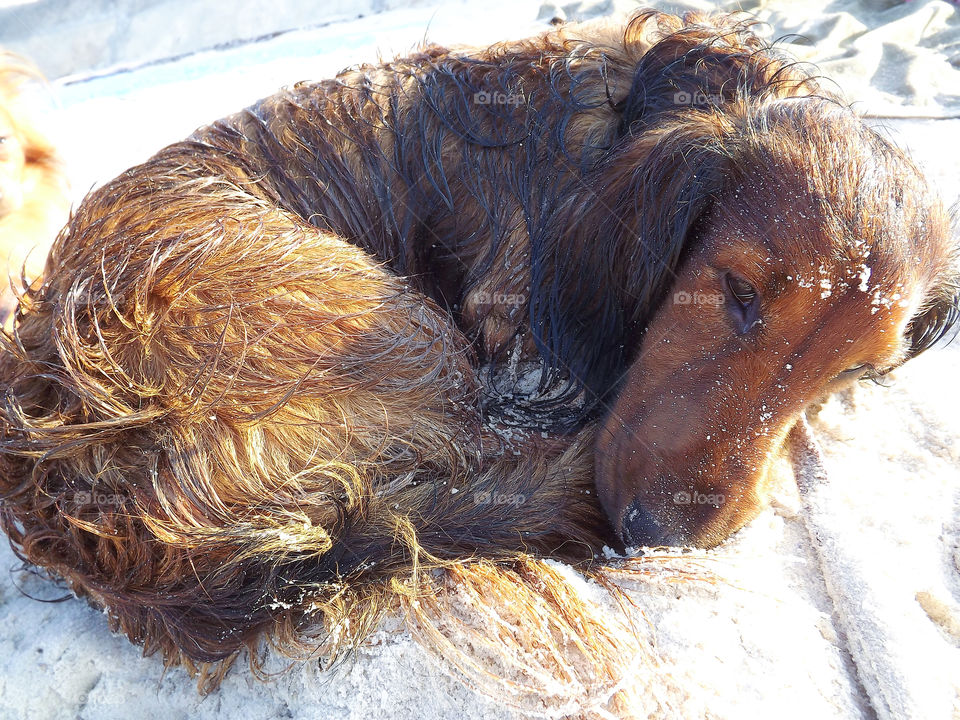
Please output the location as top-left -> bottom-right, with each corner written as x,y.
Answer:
1,1 -> 959,718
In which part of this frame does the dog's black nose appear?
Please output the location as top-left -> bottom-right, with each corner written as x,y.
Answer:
621,500 -> 665,547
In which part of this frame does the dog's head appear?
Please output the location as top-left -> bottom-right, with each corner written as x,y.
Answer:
592,98 -> 959,548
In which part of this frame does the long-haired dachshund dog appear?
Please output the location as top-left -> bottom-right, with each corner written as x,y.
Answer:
0,52 -> 69,321
0,9 -> 957,690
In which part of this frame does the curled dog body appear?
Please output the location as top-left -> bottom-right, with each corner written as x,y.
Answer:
0,10 -> 956,686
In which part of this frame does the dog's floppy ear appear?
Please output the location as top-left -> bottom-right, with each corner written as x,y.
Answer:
530,109 -> 736,408
904,206 -> 960,358
616,11 -> 814,138
905,282 -> 960,358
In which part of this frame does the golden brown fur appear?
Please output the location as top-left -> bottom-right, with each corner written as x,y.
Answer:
0,9 -> 957,709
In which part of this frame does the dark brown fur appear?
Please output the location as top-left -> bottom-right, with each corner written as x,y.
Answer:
0,9 -> 956,700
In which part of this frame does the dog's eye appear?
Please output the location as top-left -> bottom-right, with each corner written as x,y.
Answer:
839,364 -> 868,378
837,363 -> 888,383
723,273 -> 760,334
725,274 -> 757,307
